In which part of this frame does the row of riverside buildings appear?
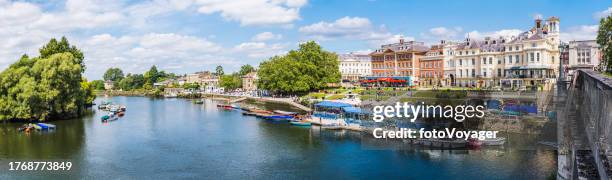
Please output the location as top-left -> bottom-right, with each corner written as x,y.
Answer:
339,16 -> 603,89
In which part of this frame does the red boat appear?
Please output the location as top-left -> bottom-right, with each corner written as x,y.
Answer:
467,138 -> 482,148
217,104 -> 232,108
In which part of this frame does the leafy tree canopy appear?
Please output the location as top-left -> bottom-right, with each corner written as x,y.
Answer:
257,41 -> 340,94
219,74 -> 242,90
597,15 -> 612,72
239,64 -> 255,76
103,67 -> 124,82
215,65 -> 224,76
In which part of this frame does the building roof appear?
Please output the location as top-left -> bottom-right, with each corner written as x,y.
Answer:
370,40 -> 429,55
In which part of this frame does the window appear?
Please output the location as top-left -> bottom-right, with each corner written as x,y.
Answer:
508,56 -> 512,64
536,53 -> 540,62
459,59 -> 462,66
483,70 -> 487,77
471,69 -> 475,77
515,46 -> 519,51
515,55 -> 519,63
531,43 -> 536,47
489,57 -> 493,64
471,59 -> 475,65
552,56 -> 555,63
498,58 -> 501,64
530,53 -> 534,62
497,69 -> 501,77
482,58 -> 486,65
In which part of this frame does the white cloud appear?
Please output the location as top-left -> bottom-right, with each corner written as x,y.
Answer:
465,29 -> 522,40
561,25 -> 598,42
195,0 -> 307,26
298,16 -> 401,46
533,13 -> 543,20
233,42 -> 287,58
252,32 -> 282,41
420,27 -> 463,43
593,7 -> 612,19
81,33 -> 236,77
0,0 -> 125,70
0,0 -> 303,78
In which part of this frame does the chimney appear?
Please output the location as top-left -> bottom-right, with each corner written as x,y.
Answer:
535,19 -> 542,29
399,37 -> 405,44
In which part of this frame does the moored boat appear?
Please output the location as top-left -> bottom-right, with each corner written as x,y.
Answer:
468,138 -> 483,148
290,121 -> 312,126
481,137 -> 506,146
264,115 -> 293,120
36,123 -> 56,130
273,110 -> 297,115
242,112 -> 257,116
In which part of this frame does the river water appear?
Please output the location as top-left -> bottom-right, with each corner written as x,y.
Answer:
0,96 -> 556,179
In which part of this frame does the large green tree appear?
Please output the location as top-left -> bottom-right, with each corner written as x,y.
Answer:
215,65 -> 224,76
597,15 -> 612,72
144,66 -> 160,89
219,74 -> 242,90
103,68 -> 124,82
90,80 -> 105,90
0,38 -> 91,121
39,36 -> 85,71
118,73 -> 146,90
239,64 -> 255,76
257,41 -> 340,94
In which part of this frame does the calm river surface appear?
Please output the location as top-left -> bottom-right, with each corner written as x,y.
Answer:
0,96 -> 556,179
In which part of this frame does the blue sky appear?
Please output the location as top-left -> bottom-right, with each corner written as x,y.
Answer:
0,0 -> 609,79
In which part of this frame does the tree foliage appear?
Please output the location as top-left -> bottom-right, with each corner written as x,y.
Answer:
597,15 -> 612,72
239,64 -> 255,76
103,68 -> 124,82
257,41 -> 340,94
219,74 -> 242,90
0,41 -> 92,121
90,80 -> 105,90
39,36 -> 85,72
118,73 -> 145,91
215,65 -> 224,76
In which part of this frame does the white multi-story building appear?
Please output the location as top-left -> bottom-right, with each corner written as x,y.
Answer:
339,52 -> 372,83
443,17 -> 561,89
568,40 -> 602,75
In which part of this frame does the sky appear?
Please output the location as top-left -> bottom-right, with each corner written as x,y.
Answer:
0,0 -> 610,79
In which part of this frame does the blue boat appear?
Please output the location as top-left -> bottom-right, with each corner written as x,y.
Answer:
36,123 -> 56,130
290,121 -> 312,126
265,115 -> 293,119
263,115 -> 294,122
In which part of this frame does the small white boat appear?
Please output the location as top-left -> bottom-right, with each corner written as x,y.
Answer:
273,110 -> 297,115
481,137 -> 506,146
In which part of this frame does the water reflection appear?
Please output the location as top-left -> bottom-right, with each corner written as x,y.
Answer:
0,96 -> 556,179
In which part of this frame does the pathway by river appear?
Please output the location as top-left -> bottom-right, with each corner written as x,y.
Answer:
0,96 -> 556,179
